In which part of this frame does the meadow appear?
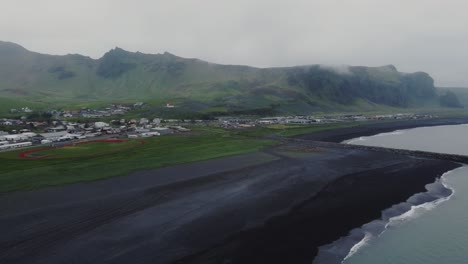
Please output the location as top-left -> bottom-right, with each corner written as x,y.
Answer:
0,122 -> 393,193
19,139 -> 143,159
0,128 -> 276,193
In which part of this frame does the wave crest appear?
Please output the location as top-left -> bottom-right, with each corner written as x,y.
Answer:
342,130 -> 405,144
312,169 -> 458,264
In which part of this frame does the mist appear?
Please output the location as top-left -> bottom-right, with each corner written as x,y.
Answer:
1,0 -> 467,86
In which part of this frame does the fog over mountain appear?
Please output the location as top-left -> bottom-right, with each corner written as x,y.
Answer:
2,41 -> 456,116
1,0 -> 468,87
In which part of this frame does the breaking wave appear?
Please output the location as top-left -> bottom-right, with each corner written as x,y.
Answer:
342,130 -> 405,145
312,169 -> 458,264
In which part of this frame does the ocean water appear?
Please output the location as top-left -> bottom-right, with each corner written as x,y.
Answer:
343,124 -> 468,155
339,124 -> 468,264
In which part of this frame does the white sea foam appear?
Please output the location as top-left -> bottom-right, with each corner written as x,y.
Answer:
314,167 -> 458,263
341,232 -> 373,262
388,173 -> 455,227
373,130 -> 404,137
342,130 -> 405,144
343,137 -> 366,144
352,170 -> 455,258
320,127 -> 465,264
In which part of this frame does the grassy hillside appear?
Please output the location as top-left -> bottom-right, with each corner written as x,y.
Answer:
0,41 -> 461,115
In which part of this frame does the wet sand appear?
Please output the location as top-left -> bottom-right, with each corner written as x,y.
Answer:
0,119 -> 466,264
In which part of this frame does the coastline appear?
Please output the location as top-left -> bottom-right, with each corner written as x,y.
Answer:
0,118 -> 467,264
296,117 -> 468,143
314,168 -> 461,264
175,158 -> 459,264
175,118 -> 467,264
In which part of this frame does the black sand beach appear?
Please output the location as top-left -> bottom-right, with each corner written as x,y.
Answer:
298,117 -> 468,143
0,119 -> 466,264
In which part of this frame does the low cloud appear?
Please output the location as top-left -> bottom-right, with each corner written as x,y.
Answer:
319,65 -> 352,75
1,0 -> 468,86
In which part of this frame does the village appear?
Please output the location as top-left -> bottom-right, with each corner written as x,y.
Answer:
9,102 -> 145,118
0,117 -> 194,151
0,102 -> 436,151
217,112 -> 436,128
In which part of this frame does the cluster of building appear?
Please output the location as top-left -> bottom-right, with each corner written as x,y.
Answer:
0,108 -> 437,151
0,118 -> 25,127
218,113 -> 435,128
0,117 -> 191,151
9,107 -> 33,114
60,102 -> 144,118
123,118 -> 191,138
8,103 -> 147,119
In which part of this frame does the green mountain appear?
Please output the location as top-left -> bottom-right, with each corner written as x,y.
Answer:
0,41 -> 458,114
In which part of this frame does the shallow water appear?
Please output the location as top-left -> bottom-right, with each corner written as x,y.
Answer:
342,124 -> 468,264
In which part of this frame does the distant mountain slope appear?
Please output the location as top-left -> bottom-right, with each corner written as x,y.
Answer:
0,41 -> 455,114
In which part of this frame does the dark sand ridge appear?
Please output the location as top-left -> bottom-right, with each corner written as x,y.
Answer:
172,144 -> 460,264
0,118 -> 466,264
298,116 -> 468,143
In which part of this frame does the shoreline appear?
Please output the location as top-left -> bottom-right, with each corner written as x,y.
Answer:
175,158 -> 460,264
314,167 -> 461,264
1,118 -> 467,264
296,117 -> 468,143
174,118 -> 468,264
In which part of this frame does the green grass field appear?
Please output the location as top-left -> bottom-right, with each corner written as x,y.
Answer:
0,129 -> 276,193
230,122 -> 361,138
0,121 -> 406,193
22,140 -> 143,159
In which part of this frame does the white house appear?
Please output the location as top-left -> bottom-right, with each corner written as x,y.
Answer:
139,118 -> 149,125
3,134 -> 27,142
40,131 -> 69,141
94,122 -> 109,129
151,127 -> 172,135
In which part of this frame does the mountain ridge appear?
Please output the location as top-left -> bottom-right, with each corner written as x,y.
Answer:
0,41 -> 459,114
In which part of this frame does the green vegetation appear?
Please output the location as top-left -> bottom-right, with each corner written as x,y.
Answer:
439,91 -> 463,108
0,128 -> 276,193
0,96 -> 49,114
232,122 -> 361,138
25,140 -> 142,159
287,65 -> 436,107
265,123 -> 360,137
96,48 -> 137,78
0,121 -> 374,193
0,41 -> 463,116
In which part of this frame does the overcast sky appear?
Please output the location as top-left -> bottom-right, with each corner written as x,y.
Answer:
1,0 -> 467,86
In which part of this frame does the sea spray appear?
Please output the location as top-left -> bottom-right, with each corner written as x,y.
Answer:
327,124 -> 468,264
342,130 -> 405,145
313,168 -> 458,264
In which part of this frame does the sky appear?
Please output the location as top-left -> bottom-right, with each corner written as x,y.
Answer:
1,0 -> 468,86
